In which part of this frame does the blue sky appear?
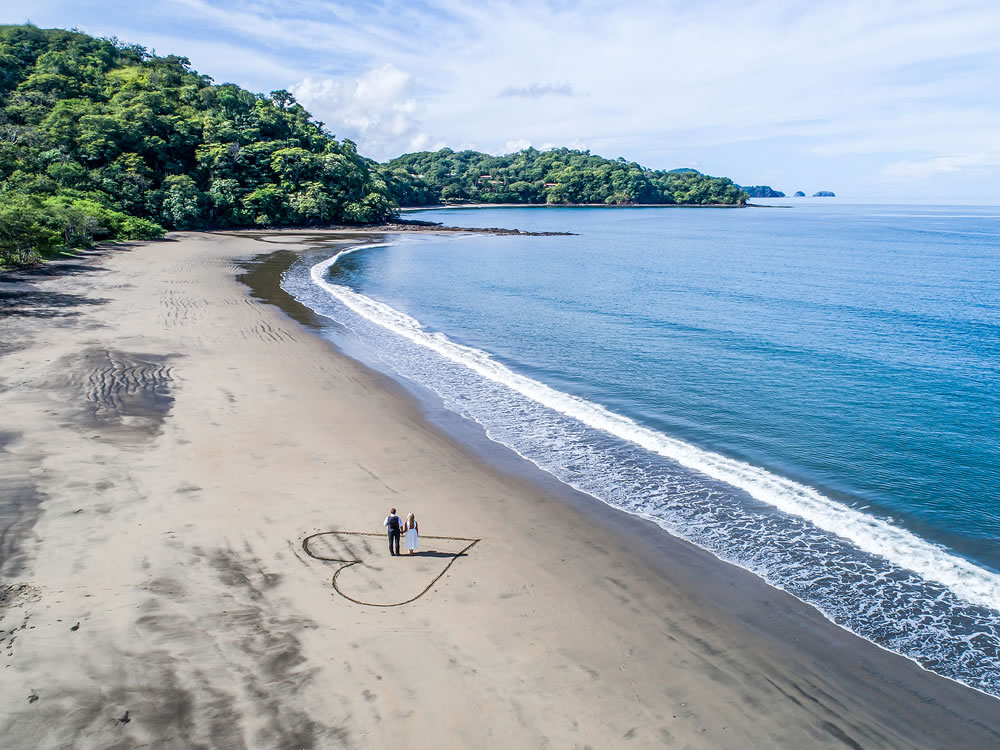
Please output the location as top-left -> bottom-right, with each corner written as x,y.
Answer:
6,1 -> 1000,202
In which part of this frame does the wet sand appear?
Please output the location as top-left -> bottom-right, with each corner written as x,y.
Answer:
1,231 -> 998,749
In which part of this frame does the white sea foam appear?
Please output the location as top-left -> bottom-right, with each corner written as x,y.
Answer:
310,248 -> 1000,615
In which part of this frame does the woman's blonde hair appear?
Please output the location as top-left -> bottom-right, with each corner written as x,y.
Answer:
406,512 -> 416,524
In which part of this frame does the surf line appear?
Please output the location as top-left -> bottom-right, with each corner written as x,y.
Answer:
302,531 -> 481,607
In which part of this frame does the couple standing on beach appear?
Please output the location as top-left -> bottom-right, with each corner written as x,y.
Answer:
384,508 -> 419,556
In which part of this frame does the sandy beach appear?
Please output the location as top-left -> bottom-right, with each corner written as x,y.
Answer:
2,231 -> 999,749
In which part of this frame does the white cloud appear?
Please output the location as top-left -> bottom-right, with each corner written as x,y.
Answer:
499,83 -> 577,98
881,153 -> 1000,180
291,64 -> 438,159
504,139 -> 533,152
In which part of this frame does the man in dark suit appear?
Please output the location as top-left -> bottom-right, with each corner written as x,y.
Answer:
384,508 -> 401,556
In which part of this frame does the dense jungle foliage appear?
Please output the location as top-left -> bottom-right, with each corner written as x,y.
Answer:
0,24 -> 747,269
0,24 -> 396,267
385,149 -> 747,207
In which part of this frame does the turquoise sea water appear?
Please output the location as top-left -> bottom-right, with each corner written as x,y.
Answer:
283,204 -> 1000,696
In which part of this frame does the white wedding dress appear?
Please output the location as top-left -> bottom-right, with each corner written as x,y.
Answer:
405,527 -> 418,551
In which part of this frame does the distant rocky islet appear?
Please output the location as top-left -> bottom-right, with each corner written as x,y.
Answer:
740,186 -> 836,198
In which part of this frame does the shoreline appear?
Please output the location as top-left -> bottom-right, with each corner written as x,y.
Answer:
265,235 -> 1000,701
220,222 -> 575,237
1,231 -> 998,748
402,202 -> 747,211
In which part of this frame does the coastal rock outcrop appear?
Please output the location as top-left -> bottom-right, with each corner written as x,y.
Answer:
378,221 -> 574,236
813,191 -> 836,197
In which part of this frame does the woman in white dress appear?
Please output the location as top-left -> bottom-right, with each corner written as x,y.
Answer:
403,513 -> 419,554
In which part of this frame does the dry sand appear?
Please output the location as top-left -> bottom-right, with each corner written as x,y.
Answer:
1,231 -> 998,749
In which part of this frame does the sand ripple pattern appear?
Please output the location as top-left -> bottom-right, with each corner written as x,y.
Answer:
159,289 -> 201,327
70,349 -> 175,433
240,320 -> 297,344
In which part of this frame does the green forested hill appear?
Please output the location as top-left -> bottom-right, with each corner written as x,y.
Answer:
384,148 -> 747,207
0,24 -> 395,266
0,24 -> 747,268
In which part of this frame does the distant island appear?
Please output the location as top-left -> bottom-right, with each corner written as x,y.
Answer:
740,185 -> 786,198
0,24 -> 748,268
741,187 -> 837,199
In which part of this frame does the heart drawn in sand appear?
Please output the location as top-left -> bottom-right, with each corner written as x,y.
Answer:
302,531 -> 480,607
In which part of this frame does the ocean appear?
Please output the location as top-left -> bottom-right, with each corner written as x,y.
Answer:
282,203 -> 1000,696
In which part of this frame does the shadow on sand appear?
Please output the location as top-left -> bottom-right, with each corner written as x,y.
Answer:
399,550 -> 467,559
